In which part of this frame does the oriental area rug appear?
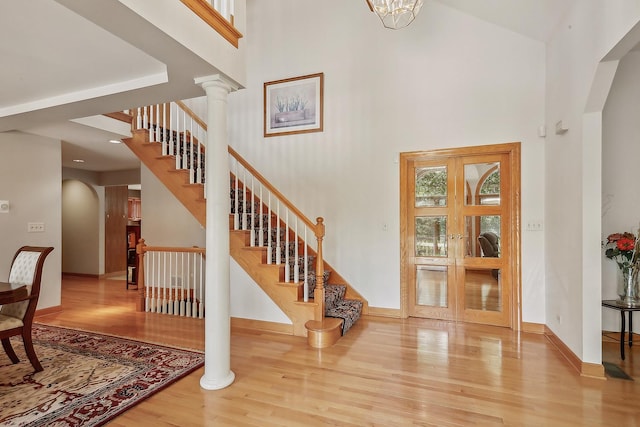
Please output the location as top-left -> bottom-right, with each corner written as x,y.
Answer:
0,324 -> 204,426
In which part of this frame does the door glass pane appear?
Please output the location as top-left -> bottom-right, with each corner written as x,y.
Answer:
464,162 -> 500,206
416,265 -> 447,307
415,216 -> 447,257
464,216 -> 501,258
416,166 -> 447,207
465,268 -> 501,311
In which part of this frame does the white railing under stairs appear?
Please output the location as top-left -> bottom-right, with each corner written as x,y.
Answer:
131,101 -> 328,320
136,239 -> 205,318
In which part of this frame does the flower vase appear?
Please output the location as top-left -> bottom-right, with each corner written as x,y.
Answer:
617,266 -> 640,305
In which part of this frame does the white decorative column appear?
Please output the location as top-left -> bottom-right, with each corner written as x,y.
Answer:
195,74 -> 238,390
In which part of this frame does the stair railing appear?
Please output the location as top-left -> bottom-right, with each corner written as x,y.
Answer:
132,102 -> 207,187
131,102 -> 327,320
228,147 -> 326,313
179,0 -> 243,48
136,238 -> 206,318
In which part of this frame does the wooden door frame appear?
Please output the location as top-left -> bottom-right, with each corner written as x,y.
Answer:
399,142 -> 522,330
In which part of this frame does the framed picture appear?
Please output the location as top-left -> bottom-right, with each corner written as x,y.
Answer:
264,72 -> 324,137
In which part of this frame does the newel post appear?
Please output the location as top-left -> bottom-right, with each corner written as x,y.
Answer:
136,238 -> 146,312
313,217 -> 325,320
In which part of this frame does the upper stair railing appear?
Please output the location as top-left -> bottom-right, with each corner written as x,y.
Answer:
131,102 -> 327,320
179,0 -> 243,48
132,102 -> 207,187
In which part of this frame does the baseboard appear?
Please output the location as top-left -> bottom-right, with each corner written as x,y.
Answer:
521,321 -> 546,334
100,271 -> 126,279
62,272 -> 100,279
544,326 -> 605,379
230,317 -> 293,335
366,307 -> 402,318
34,305 -> 63,318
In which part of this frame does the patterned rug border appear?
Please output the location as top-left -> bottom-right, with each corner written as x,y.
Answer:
34,322 -> 205,354
1,324 -> 205,426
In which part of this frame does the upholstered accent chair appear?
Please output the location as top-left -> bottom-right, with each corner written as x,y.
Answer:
478,231 -> 499,258
0,246 -> 54,372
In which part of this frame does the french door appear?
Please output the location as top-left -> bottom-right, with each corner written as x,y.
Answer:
400,144 -> 520,327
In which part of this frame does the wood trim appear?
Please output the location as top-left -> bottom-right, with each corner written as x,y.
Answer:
104,111 -> 132,124
34,305 -> 63,318
231,317 -> 293,335
176,101 -> 208,131
179,0 -> 243,48
141,245 -> 205,254
366,307 -> 402,318
544,326 -> 605,379
521,321 -> 546,334
62,272 -> 100,279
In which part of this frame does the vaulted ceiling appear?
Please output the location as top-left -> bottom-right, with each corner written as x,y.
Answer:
0,0 -> 577,172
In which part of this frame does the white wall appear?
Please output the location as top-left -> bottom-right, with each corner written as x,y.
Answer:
545,1 -> 640,362
225,0 -> 546,322
0,131 -> 62,309
141,165 -> 205,247
602,50 -> 640,332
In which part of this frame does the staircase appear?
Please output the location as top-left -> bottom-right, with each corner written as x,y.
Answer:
120,103 -> 367,346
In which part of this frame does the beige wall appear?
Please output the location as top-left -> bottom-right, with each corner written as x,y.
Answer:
0,131 -> 62,309
62,179 -> 100,275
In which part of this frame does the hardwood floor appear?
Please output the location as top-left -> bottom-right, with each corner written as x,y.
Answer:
32,275 -> 640,426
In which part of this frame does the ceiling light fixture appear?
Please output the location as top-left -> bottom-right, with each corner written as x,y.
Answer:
109,139 -> 122,144
366,0 -> 423,30
72,159 -> 85,163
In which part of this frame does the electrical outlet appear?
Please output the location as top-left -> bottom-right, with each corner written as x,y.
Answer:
526,220 -> 543,231
27,222 -> 45,233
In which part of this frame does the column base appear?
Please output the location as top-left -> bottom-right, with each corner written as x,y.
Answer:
200,370 -> 236,390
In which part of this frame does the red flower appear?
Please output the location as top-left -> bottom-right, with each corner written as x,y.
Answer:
617,238 -> 636,251
608,233 -> 623,243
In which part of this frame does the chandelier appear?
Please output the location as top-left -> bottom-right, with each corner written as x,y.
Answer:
366,0 -> 424,30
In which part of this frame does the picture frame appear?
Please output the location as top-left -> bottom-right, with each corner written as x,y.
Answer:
264,72 -> 324,137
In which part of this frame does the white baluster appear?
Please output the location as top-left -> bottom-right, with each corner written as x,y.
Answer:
285,209 -> 290,282
175,108 -> 181,170
234,159 -> 239,230
136,107 -> 142,130
259,185 -> 264,247
267,192 -> 272,265
169,103 -> 175,156
242,168 -> 247,230
150,252 -> 156,313
179,252 -> 185,317
184,252 -> 196,317
145,251 -> 150,312
198,252 -> 204,319
189,119 -> 195,184
304,228 -> 309,302
250,176 -> 255,247
294,221 -> 300,283
276,201 -> 281,264
155,104 -> 160,142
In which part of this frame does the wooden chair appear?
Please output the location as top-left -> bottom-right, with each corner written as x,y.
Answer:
0,246 -> 54,372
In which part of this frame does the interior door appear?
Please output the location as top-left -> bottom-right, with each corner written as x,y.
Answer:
401,144 -> 519,328
105,185 -> 128,274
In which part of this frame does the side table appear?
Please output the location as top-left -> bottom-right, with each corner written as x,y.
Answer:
602,299 -> 640,360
